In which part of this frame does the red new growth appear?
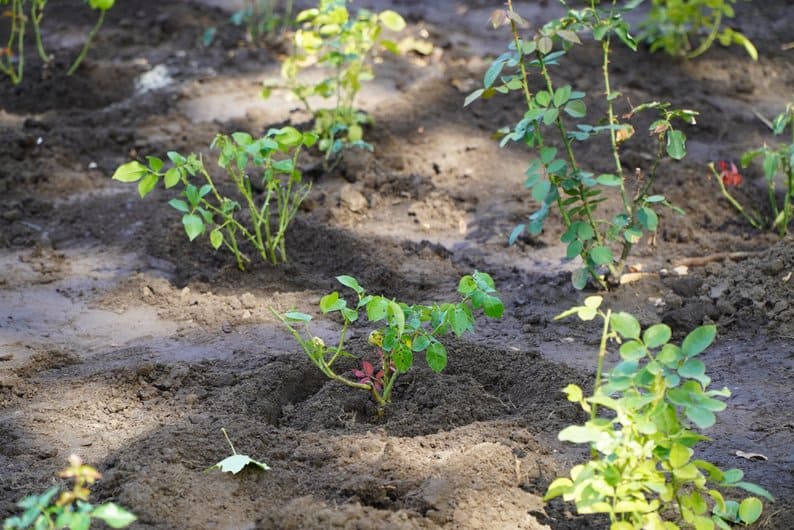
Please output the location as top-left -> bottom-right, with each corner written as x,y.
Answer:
718,161 -> 743,186
352,360 -> 385,391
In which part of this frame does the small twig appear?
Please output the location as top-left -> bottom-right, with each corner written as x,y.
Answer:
752,109 -> 774,130
673,251 -> 758,268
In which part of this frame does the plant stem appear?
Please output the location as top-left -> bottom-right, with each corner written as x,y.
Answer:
709,163 -> 764,230
221,428 -> 237,455
67,8 -> 106,76
686,11 -> 722,59
592,309 -> 611,422
31,0 -> 49,63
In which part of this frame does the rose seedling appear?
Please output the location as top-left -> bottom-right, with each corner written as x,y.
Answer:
467,1 -> 693,289
274,272 -> 503,414
113,127 -> 317,270
639,0 -> 757,60
712,103 -> 794,237
545,297 -> 773,529
264,0 -> 406,167
0,0 -> 116,84
3,455 -> 136,530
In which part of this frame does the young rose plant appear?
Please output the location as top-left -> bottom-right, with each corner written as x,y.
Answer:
545,297 -> 773,529
638,0 -> 757,60
263,0 -> 406,167
0,0 -> 115,84
112,127 -> 317,270
711,103 -> 794,237
3,455 -> 136,530
274,272 -> 503,414
467,0 -> 693,289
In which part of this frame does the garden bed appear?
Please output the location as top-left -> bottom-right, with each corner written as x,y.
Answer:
1,1 -> 792,528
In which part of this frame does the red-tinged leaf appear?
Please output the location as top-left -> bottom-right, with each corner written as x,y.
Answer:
362,360 -> 375,377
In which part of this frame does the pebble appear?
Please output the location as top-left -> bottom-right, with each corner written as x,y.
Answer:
240,292 -> 257,309
339,184 -> 368,212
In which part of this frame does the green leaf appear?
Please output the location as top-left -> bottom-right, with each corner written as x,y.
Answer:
207,454 -> 269,474
563,384 -> 583,403
112,161 -> 147,183
320,292 -> 346,313
564,99 -> 587,118
484,59 -> 506,89
392,344 -> 413,372
483,295 -> 504,318
670,443 -> 693,468
90,503 -> 137,528
637,206 -> 659,231
734,482 -> 774,502
508,224 -> 526,245
210,229 -> 223,249
336,275 -> 364,294
679,359 -> 706,379
182,214 -> 205,241
738,498 -> 763,524
611,312 -> 641,339
553,85 -> 572,107
379,10 -> 406,32
666,129 -> 687,160
619,340 -> 646,361
571,268 -> 588,290
146,156 -> 164,172
412,335 -> 430,352
389,301 -> 406,336
426,341 -> 447,373
137,173 -> 158,198
458,275 -> 477,295
644,324 -> 672,349
168,198 -> 190,213
88,0 -> 115,10
367,297 -> 389,321
686,406 -> 716,429
535,90 -> 551,107
464,88 -> 484,107
723,469 -> 744,484
543,477 -> 573,500
596,173 -> 621,186
682,325 -> 716,357
762,152 -> 780,180
589,245 -> 613,265
284,311 -> 311,322
559,425 -> 605,444
164,167 -> 181,188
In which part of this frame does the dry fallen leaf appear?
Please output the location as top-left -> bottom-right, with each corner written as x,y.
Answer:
735,450 -> 768,462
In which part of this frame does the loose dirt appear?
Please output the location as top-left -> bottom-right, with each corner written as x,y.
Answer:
1,1 -> 792,529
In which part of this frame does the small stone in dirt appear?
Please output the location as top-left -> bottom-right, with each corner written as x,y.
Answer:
762,258 -> 785,276
668,276 -> 703,298
339,184 -> 368,212
222,322 -> 233,333
184,393 -> 200,405
240,292 -> 257,309
708,279 -> 729,299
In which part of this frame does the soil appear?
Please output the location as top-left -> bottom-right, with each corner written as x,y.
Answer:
1,1 -> 793,529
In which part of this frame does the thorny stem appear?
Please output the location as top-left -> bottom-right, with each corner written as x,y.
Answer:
537,58 -> 609,289
505,0 -> 572,228
67,8 -> 107,76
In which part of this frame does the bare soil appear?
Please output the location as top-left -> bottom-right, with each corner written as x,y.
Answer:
1,1 -> 793,529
